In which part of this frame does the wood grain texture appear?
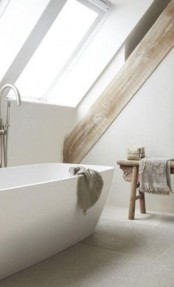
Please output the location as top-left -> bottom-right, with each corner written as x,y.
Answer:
63,0 -> 174,163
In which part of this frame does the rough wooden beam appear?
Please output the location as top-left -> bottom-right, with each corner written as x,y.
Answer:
63,0 -> 174,163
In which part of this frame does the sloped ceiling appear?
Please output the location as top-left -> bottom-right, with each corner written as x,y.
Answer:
63,0 -> 174,163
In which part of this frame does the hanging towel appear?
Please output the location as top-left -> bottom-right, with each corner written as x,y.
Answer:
69,166 -> 103,215
139,158 -> 173,195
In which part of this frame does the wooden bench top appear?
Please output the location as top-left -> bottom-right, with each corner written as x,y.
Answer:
117,160 -> 174,173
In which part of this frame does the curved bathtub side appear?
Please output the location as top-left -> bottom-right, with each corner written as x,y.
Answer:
0,166 -> 114,280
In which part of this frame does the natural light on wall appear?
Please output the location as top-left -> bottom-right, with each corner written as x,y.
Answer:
0,0 -> 111,107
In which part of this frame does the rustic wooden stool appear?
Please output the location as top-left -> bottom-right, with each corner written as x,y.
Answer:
117,160 -> 174,220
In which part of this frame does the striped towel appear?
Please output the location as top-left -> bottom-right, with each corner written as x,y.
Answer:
127,147 -> 145,160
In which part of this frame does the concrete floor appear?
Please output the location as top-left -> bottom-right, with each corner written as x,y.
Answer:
0,206 -> 174,287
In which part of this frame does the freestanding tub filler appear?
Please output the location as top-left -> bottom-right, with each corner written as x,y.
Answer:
0,163 -> 114,280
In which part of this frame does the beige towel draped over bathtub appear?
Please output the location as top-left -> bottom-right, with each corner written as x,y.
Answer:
69,166 -> 103,215
139,158 -> 173,195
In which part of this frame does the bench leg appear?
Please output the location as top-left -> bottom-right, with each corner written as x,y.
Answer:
139,190 -> 146,214
128,166 -> 138,220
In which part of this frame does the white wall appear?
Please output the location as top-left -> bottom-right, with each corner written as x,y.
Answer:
82,48 -> 174,213
6,102 -> 76,166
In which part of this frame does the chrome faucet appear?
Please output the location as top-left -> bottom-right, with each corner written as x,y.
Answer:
0,83 -> 21,167
0,83 -> 21,108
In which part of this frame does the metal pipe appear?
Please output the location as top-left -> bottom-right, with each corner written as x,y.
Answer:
0,83 -> 21,167
0,83 -> 21,109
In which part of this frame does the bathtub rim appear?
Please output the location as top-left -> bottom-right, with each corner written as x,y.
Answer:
0,162 -> 115,192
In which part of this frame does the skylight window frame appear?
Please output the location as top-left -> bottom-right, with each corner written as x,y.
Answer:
78,0 -> 111,12
12,0 -> 112,106
41,0 -> 111,105
3,0 -> 112,106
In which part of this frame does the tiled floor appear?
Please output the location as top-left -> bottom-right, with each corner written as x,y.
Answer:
0,206 -> 174,287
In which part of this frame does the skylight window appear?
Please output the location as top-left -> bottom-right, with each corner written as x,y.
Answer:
15,0 -> 110,106
0,0 -> 11,18
0,0 -> 50,80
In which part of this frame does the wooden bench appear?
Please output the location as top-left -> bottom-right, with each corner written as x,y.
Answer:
117,160 -> 174,220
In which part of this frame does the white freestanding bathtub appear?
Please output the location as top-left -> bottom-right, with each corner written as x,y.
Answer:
0,163 -> 114,280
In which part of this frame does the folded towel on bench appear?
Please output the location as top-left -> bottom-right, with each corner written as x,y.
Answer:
127,146 -> 145,160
